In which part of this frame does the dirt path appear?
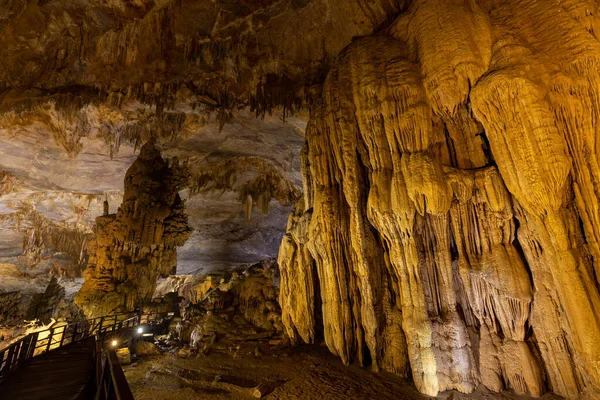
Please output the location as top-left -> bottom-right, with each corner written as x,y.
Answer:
124,342 -> 562,400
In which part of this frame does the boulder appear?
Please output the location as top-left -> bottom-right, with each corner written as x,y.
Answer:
116,348 -> 131,365
133,341 -> 161,357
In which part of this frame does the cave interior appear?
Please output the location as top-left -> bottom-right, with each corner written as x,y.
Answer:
0,1 -> 599,399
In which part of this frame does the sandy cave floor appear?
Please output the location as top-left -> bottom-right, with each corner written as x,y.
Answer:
123,341 -> 563,400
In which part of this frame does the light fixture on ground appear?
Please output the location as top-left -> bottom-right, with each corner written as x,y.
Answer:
137,327 -> 144,334
111,340 -> 118,347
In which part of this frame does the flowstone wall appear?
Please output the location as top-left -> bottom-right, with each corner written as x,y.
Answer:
278,1 -> 600,398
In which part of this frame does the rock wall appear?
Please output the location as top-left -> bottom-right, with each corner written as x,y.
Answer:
75,142 -> 191,317
169,260 -> 284,349
26,276 -> 83,325
0,291 -> 21,326
278,1 -> 600,398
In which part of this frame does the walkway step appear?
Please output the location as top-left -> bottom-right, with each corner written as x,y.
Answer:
0,337 -> 95,400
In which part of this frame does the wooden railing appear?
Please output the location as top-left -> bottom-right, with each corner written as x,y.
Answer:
0,311 -> 170,384
94,340 -> 135,400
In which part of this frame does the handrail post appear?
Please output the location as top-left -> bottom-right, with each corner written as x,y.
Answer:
95,351 -> 107,400
17,337 -> 29,365
46,328 -> 54,353
14,341 -> 22,364
11,342 -> 21,370
0,350 -> 5,373
28,332 -> 39,359
72,322 -> 79,344
59,325 -> 66,347
107,350 -> 135,400
5,344 -> 16,372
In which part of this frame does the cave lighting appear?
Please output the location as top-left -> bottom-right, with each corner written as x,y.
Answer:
111,340 -> 118,347
137,327 -> 144,334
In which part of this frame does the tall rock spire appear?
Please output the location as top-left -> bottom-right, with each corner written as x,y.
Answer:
76,142 -> 191,317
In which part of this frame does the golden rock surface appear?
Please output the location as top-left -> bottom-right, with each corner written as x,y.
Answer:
75,142 -> 191,317
279,2 -> 600,398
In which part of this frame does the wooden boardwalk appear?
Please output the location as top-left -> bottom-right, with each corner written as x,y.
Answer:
0,337 -> 96,400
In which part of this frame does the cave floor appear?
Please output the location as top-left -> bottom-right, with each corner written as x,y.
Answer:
123,341 -> 562,400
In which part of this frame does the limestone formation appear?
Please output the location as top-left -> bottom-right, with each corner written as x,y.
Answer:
26,276 -> 83,325
190,156 -> 300,221
19,205 -> 94,272
279,2 -> 600,398
161,260 -> 284,348
0,292 -> 21,325
0,0 -> 402,156
75,142 -> 191,317
0,1 -> 598,399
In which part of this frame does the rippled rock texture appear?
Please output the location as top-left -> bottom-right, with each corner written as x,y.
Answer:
279,1 -> 600,398
75,142 -> 191,317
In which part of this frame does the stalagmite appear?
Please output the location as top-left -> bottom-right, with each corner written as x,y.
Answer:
75,142 -> 191,317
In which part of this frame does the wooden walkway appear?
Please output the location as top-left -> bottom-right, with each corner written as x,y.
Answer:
0,337 -> 96,400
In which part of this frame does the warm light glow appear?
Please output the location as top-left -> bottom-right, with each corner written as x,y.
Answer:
111,340 -> 118,347
137,327 -> 144,334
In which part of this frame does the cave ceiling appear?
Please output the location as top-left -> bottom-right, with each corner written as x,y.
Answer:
0,0 -> 378,297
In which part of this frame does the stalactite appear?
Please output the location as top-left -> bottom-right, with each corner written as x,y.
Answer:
190,156 -> 300,220
257,191 -> 271,214
0,0 -> 404,148
17,205 -> 93,271
244,194 -> 253,221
